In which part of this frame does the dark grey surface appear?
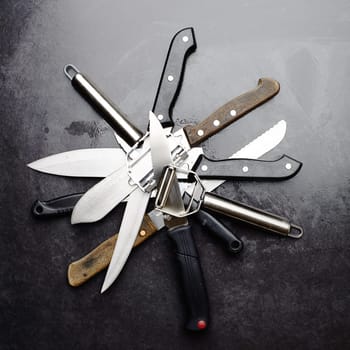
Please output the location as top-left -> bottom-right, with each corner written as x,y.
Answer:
1,0 -> 350,349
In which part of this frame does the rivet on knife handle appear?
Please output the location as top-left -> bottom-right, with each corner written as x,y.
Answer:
203,193 -> 303,239
152,27 -> 196,128
183,78 -> 280,146
193,154 -> 302,180
67,215 -> 158,287
64,64 -> 142,146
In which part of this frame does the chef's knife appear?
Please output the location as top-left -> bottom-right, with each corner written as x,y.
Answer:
28,148 -> 301,181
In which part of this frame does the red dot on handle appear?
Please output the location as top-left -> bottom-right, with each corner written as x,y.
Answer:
197,320 -> 207,330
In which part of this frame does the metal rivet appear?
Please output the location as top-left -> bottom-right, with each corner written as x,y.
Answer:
285,163 -> 292,170
139,230 -> 147,237
167,75 -> 174,82
197,129 -> 204,136
182,36 -> 189,43
213,119 -> 220,127
158,114 -> 164,121
201,165 -> 208,172
230,109 -> 237,117
242,166 -> 249,173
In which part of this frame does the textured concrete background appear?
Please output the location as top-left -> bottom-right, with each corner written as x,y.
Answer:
1,0 -> 350,349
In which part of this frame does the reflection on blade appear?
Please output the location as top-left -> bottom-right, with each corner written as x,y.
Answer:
101,189 -> 151,293
27,148 -> 126,177
71,166 -> 137,224
202,120 -> 287,192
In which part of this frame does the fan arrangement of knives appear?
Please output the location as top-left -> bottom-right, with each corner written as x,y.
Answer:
28,28 -> 303,331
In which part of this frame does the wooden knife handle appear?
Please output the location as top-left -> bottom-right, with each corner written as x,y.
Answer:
67,215 -> 158,287
183,78 -> 280,146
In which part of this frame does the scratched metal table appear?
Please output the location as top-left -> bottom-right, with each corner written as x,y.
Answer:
1,1 -> 350,349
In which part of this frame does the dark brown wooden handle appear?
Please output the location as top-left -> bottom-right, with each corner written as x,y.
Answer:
183,78 -> 280,146
67,215 -> 158,287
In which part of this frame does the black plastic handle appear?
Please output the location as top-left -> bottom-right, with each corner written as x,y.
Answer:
152,27 -> 196,128
193,154 -> 302,180
195,210 -> 243,254
32,193 -> 84,217
167,224 -> 209,331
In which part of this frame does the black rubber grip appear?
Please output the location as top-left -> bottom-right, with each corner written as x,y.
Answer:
152,27 -> 196,128
195,210 -> 243,254
32,193 -> 84,217
167,224 -> 209,331
193,154 -> 302,180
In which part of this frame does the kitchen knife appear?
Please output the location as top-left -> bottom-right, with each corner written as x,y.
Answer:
28,148 -> 301,181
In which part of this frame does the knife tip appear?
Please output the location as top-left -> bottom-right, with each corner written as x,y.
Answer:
100,281 -> 110,294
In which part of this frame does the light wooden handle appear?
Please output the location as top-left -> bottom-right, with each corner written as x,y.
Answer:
67,215 -> 158,287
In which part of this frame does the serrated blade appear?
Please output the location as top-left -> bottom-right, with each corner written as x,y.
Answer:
202,120 -> 287,192
27,148 -> 126,177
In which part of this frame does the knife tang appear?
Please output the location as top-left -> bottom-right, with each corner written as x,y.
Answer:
183,78 -> 280,146
64,64 -> 142,146
203,193 -> 303,238
152,27 -> 196,128
193,154 -> 302,180
167,224 -> 209,331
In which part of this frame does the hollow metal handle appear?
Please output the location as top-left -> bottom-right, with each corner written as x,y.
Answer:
203,193 -> 303,238
64,64 -> 143,146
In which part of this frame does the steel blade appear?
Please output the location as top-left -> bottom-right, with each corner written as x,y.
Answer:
27,148 -> 126,177
149,112 -> 173,179
101,189 -> 151,293
71,166 -> 137,224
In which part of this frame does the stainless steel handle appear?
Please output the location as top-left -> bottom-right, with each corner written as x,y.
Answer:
64,64 -> 143,146
203,193 -> 303,238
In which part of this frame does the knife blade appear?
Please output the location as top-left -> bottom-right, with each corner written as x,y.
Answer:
101,188 -> 151,293
27,148 -> 126,177
149,111 -> 209,331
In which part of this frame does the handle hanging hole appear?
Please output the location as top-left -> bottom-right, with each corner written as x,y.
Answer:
289,224 -> 303,239
63,64 -> 80,81
35,205 -> 43,214
230,240 -> 243,253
